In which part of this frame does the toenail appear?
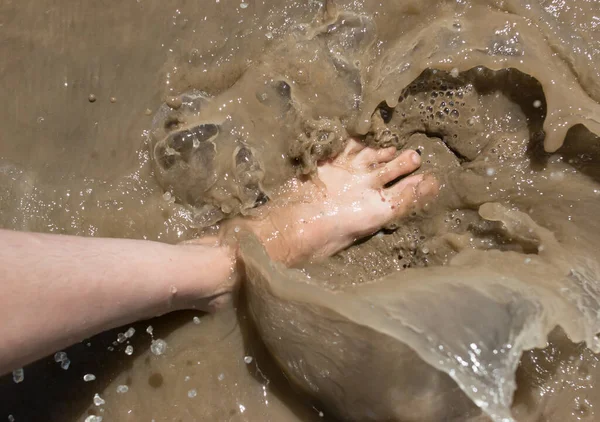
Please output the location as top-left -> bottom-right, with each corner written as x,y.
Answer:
411,152 -> 421,164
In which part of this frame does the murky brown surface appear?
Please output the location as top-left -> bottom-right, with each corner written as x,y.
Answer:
2,0 -> 600,421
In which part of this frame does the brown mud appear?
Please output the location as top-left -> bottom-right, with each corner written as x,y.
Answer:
1,0 -> 600,421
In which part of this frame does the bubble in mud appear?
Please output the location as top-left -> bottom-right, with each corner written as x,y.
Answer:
83,374 -> 96,382
12,368 -> 24,384
146,325 -> 154,335
84,416 -> 103,422
116,385 -> 129,394
166,96 -> 182,109
486,168 -> 496,177
193,316 -> 201,324
244,356 -> 253,364
125,345 -> 134,356
187,389 -> 198,398
93,393 -> 105,406
533,100 -> 542,108
151,339 -> 167,356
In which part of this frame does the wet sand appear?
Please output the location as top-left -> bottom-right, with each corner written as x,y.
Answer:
2,0 -> 600,421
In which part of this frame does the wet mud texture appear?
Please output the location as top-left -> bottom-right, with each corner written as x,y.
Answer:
2,0 -> 600,421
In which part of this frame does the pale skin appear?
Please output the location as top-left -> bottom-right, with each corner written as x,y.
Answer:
0,140 -> 437,375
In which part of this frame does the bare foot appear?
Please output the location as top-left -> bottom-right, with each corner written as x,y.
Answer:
237,139 -> 438,265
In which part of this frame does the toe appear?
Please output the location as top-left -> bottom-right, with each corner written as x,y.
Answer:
338,138 -> 366,161
375,149 -> 421,186
355,146 -> 397,168
384,174 -> 438,217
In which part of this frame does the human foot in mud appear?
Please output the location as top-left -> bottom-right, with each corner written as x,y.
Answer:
229,139 -> 439,266
0,139 -> 437,373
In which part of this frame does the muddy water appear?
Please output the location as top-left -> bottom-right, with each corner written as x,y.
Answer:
1,0 -> 600,421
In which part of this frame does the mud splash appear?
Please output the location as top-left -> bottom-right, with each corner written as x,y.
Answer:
144,2 -> 600,420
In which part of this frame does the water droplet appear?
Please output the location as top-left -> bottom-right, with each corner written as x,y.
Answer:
84,416 -> 103,422
193,316 -> 201,324
188,389 -> 197,398
450,68 -> 459,78
125,345 -> 134,356
124,327 -> 136,338
84,374 -> 96,382
54,351 -> 68,363
12,368 -> 24,384
151,339 -> 167,356
60,359 -> 71,370
93,393 -> 105,406
146,325 -> 154,335
244,356 -> 253,364
240,2 -> 248,8
533,100 -> 542,108
116,385 -> 129,394
218,373 -> 225,381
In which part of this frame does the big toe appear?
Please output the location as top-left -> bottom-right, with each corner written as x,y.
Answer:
385,174 -> 438,217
